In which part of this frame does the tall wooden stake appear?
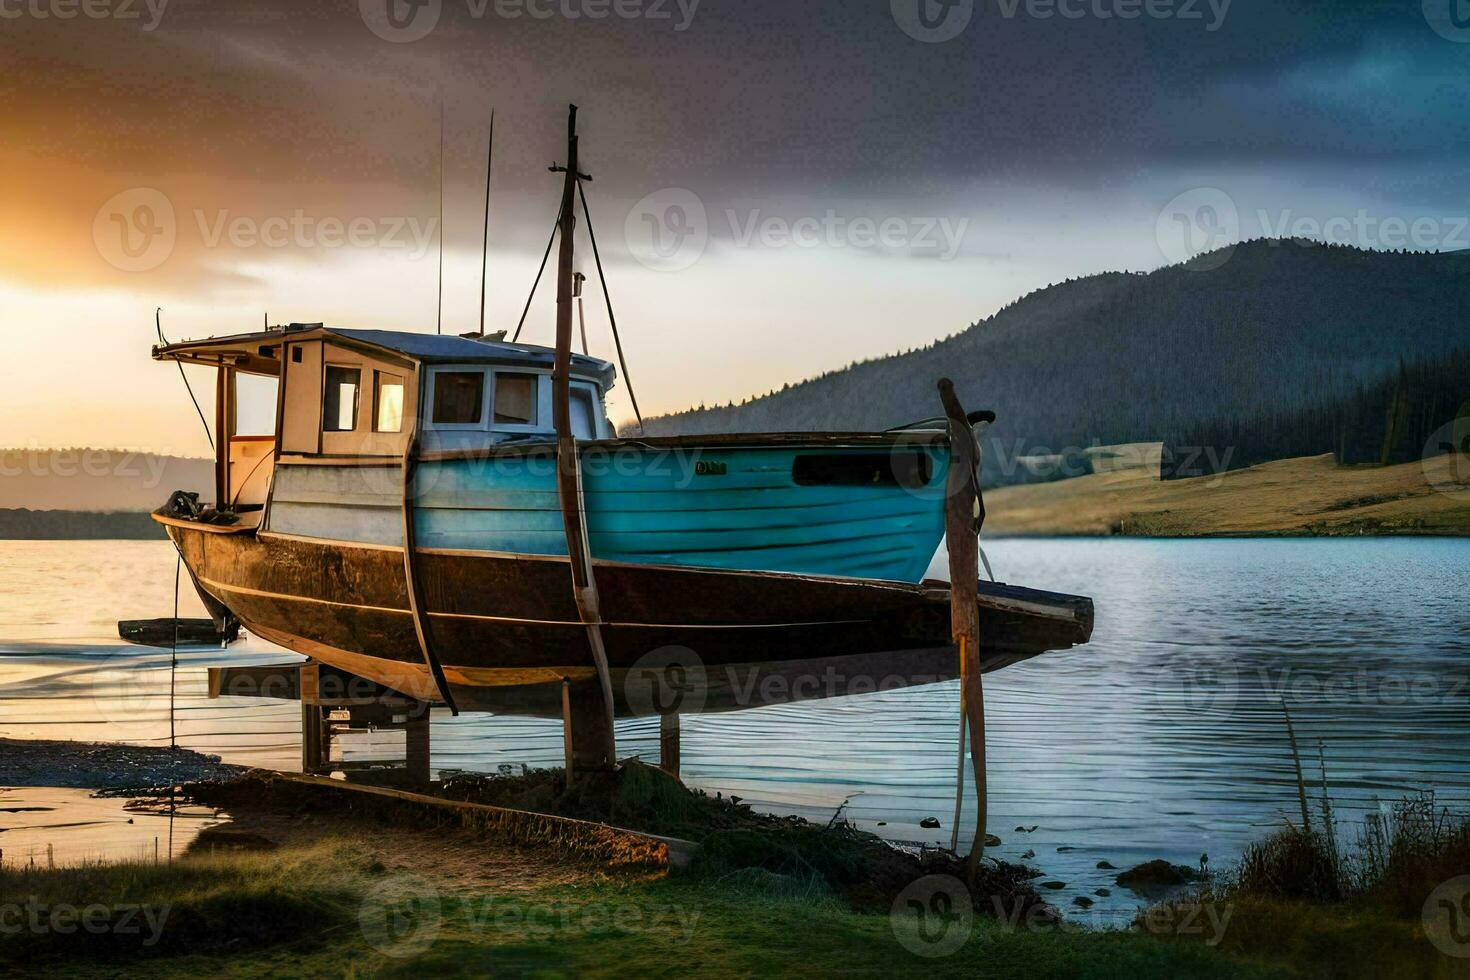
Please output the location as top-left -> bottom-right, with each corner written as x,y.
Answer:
551,105 -> 616,773
938,378 -> 987,883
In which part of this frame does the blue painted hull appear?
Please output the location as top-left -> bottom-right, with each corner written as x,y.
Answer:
412,444 -> 950,582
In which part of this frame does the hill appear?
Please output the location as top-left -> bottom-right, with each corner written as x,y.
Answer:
985,453 -> 1470,537
642,241 -> 1470,482
0,449 -> 212,512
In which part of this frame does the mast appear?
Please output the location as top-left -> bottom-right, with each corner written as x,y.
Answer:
436,96 -> 445,335
478,110 -> 494,337
551,105 -> 617,771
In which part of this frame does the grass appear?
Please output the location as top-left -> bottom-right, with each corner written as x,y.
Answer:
1144,760 -> 1470,979
1,835 -> 1278,979
985,452 -> 1470,537
0,838 -> 361,967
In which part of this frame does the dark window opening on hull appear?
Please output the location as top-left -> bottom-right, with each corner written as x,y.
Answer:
792,452 -> 933,489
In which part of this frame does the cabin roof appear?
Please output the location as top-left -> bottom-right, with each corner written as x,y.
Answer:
152,325 -> 617,387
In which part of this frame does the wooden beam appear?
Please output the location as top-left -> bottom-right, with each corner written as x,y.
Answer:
937,378 -> 988,883
400,366 -> 459,714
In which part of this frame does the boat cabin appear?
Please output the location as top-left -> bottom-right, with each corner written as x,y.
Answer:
154,324 -> 617,519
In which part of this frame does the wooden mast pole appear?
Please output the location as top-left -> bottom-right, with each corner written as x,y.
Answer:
478,110 -> 494,337
551,105 -> 617,774
938,378 -> 987,883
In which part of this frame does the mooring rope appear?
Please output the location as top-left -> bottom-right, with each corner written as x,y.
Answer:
170,553 -> 180,750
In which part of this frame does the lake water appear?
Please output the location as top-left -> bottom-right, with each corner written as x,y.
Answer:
2,537 -> 1468,922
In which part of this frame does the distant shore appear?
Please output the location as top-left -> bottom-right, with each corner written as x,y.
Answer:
986,453 -> 1470,538
0,509 -> 164,540
5,454 -> 1468,540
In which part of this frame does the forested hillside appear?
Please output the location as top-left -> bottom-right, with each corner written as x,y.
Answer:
643,241 -> 1470,482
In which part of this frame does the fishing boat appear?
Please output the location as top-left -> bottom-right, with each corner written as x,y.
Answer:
149,107 -> 1092,764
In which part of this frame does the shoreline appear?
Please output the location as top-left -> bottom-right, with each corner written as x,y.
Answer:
2,742 -> 1456,975
0,737 -> 245,790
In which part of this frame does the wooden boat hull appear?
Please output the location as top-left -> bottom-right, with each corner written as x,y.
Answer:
267,442 -> 951,584
164,522 -> 1093,716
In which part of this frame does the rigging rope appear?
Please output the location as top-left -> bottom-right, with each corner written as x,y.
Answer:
156,308 -> 214,452
170,553 -> 180,751
576,179 -> 644,433
510,207 -> 564,343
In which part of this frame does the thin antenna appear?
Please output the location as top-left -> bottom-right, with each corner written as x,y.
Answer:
436,92 -> 445,335
479,110 -> 495,337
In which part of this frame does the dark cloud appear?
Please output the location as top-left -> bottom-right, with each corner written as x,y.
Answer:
2,0 -> 1466,290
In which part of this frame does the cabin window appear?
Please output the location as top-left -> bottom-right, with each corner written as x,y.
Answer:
432,371 -> 484,425
494,373 -> 538,426
570,388 -> 598,439
234,373 -> 279,436
374,372 -> 405,433
323,366 -> 361,432
792,452 -> 933,489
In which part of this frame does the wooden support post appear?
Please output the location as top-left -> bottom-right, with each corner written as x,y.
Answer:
213,365 -> 233,508
301,702 -> 325,774
562,678 -> 576,788
938,378 -> 988,884
405,706 -> 431,790
562,678 -> 614,787
550,104 -> 617,770
659,713 -> 681,780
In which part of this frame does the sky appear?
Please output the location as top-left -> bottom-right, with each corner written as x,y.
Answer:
3,0 -> 1468,454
